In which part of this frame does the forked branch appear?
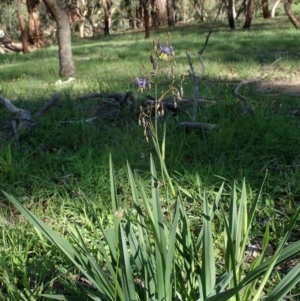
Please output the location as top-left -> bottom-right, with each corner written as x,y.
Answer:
0,91 -> 60,140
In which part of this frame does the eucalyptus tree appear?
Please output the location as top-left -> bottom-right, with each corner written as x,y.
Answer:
262,0 -> 270,18
142,0 -> 150,37
152,0 -> 168,27
101,0 -> 110,35
167,0 -> 175,25
227,0 -> 236,29
243,0 -> 254,28
284,0 -> 300,28
17,0 -> 29,53
43,0 -> 76,76
27,0 -> 44,47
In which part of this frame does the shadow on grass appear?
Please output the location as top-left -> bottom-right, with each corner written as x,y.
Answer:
1,17 -> 300,204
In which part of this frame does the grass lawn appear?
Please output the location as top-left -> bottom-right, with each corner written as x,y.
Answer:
0,15 -> 300,300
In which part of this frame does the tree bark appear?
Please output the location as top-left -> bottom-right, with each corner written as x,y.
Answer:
262,0 -> 270,18
142,0 -> 150,38
27,0 -> 44,47
42,0 -> 75,77
227,0 -> 235,29
167,0 -> 175,26
101,0 -> 110,35
152,0 -> 168,27
284,0 -> 300,29
17,0 -> 29,53
271,0 -> 281,18
243,0 -> 255,29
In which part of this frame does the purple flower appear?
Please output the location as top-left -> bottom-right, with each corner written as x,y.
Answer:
136,77 -> 148,90
158,42 -> 173,56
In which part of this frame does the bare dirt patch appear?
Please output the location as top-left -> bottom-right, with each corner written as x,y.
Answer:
256,79 -> 300,96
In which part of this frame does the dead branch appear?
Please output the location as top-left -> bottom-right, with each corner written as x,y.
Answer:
143,96 -> 218,115
0,91 -> 60,141
61,109 -> 120,123
35,94 -> 60,119
86,109 -> 120,123
77,93 -> 104,100
0,92 -> 34,132
2,41 -> 37,53
234,58 -> 282,113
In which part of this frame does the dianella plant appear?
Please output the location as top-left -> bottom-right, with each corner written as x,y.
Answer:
3,155 -> 300,300
137,34 -> 184,197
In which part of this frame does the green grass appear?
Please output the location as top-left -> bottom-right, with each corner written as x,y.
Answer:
1,16 -> 300,299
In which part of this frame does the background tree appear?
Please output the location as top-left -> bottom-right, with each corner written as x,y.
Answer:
167,0 -> 175,26
227,0 -> 236,29
101,0 -> 110,35
270,0 -> 281,18
27,0 -> 44,47
243,0 -> 254,28
17,0 -> 29,53
152,0 -> 168,27
262,0 -> 270,18
43,0 -> 76,76
284,0 -> 300,28
142,0 -> 150,38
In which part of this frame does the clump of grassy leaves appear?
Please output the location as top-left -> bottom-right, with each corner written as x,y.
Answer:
3,154 -> 300,300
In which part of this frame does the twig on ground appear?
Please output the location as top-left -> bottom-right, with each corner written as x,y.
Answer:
179,121 -> 217,130
86,109 -> 120,123
77,93 -> 104,100
234,58 -> 282,113
61,109 -> 120,124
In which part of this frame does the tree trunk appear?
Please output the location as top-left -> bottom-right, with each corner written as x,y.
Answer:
243,0 -> 255,29
227,0 -> 235,29
17,0 -> 29,53
27,0 -> 44,48
235,0 -> 247,20
152,0 -> 168,27
142,0 -> 150,38
167,0 -> 175,26
101,0 -> 110,35
271,0 -> 281,18
262,0 -> 270,18
284,0 -> 300,29
43,0 -> 76,77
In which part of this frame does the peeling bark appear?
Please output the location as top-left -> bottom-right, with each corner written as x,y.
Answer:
152,0 -> 168,27
27,0 -> 44,48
